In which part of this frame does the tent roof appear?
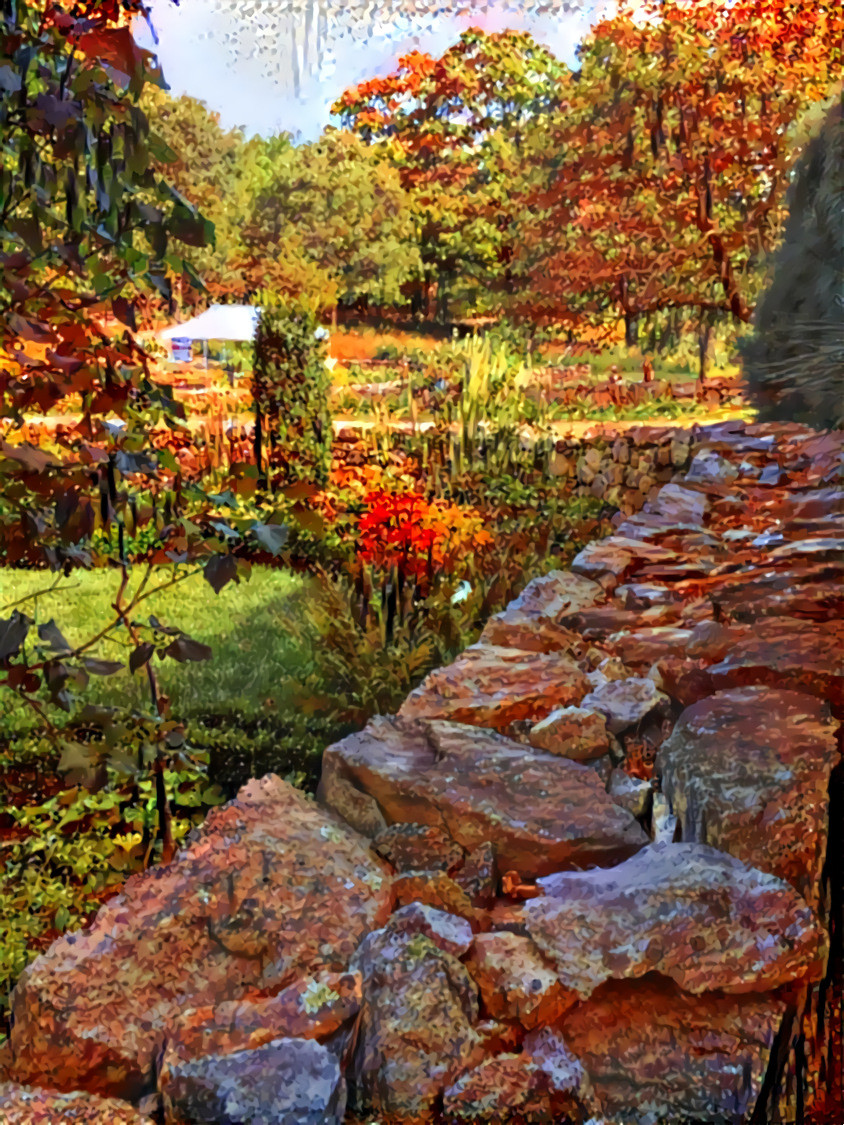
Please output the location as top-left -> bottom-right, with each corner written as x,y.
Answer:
159,304 -> 260,342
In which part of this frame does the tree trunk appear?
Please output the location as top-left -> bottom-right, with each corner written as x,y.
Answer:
625,311 -> 639,349
698,321 -> 712,389
253,397 -> 264,483
437,273 -> 449,325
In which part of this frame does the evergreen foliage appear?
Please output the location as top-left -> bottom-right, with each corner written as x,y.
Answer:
252,296 -> 331,487
741,98 -> 844,428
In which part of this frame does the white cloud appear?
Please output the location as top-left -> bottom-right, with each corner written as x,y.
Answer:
139,0 -> 608,141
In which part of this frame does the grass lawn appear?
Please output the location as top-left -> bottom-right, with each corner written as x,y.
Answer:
0,565 -> 307,724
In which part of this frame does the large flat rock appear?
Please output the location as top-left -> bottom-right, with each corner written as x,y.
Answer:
398,643 -> 590,730
707,617 -> 844,712
657,687 -> 839,911
8,776 -> 391,1100
561,976 -> 785,1122
480,570 -> 604,653
320,718 -> 648,878
571,536 -> 680,588
525,841 -> 825,998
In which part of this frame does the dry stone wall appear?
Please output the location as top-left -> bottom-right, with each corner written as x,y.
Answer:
1,420 -> 842,1125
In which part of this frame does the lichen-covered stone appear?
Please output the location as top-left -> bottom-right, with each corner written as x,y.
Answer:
0,1084 -> 153,1124
578,676 -> 670,734
385,903 -> 474,958
160,1037 -> 346,1125
561,977 -> 785,1123
162,972 -> 362,1066
480,570 -> 603,653
525,841 -> 825,997
465,932 -> 576,1028
350,929 -> 480,1122
321,718 -> 648,878
8,777 -> 391,1099
527,706 -> 610,761
707,617 -> 844,710
398,643 -> 590,730
372,822 -> 465,874
658,687 -> 839,911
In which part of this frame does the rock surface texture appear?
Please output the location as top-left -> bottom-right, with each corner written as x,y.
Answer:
7,421 -> 843,1124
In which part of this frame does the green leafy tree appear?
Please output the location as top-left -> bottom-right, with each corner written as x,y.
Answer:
240,129 -> 420,317
333,28 -> 568,321
140,88 -> 248,304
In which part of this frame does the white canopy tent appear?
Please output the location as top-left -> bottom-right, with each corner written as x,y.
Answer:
159,304 -> 261,368
159,304 -> 261,343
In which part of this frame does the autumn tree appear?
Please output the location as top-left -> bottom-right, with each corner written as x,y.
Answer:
518,0 -> 844,343
0,0 -> 280,864
333,29 -> 568,322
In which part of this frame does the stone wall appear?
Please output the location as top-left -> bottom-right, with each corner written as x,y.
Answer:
550,425 -> 697,513
1,421 -> 841,1125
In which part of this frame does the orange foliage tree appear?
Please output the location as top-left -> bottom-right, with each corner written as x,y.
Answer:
334,29 -> 568,321
518,0 -> 844,340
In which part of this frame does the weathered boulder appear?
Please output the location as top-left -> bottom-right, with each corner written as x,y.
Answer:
480,570 -> 603,653
606,626 -> 694,666
707,617 -> 844,711
561,977 -> 785,1123
350,928 -> 480,1122
320,718 -> 648,877
0,1083 -> 153,1124
398,643 -> 590,730
443,1053 -> 554,1122
465,932 -> 575,1028
527,706 -> 610,761
616,581 -> 679,608
578,676 -> 670,734
657,687 -> 839,911
525,841 -> 825,998
384,903 -> 474,958
8,776 -> 391,1099
160,1037 -> 346,1125
560,602 -> 682,638
372,822 -> 465,874
686,447 -> 740,484
643,480 -> 710,525
161,972 -> 362,1066
571,536 -> 680,589
391,870 -> 478,922
442,1043 -> 588,1125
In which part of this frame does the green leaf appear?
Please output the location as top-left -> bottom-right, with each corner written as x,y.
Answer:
251,522 -> 289,555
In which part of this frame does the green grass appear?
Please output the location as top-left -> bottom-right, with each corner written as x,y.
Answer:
0,565 -> 307,724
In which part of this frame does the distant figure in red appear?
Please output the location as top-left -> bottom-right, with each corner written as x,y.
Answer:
642,355 -> 654,383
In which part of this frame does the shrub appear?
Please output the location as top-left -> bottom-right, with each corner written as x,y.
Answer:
740,99 -> 844,429
252,295 -> 332,486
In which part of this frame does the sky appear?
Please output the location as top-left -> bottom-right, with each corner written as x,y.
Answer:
135,0 -> 612,142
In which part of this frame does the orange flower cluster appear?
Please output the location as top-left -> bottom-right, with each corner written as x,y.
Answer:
356,488 -> 493,583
